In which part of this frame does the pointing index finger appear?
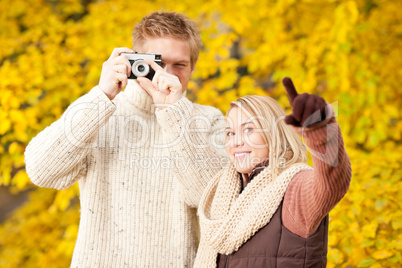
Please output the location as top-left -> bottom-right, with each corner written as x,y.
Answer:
282,77 -> 299,106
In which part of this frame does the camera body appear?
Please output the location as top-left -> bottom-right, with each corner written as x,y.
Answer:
121,52 -> 162,80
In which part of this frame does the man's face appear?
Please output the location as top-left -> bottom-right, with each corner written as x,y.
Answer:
140,37 -> 194,93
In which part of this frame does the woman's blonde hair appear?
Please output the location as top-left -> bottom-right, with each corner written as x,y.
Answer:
132,11 -> 202,69
228,95 -> 307,175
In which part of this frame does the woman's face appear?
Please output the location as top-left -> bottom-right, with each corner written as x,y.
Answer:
225,107 -> 269,175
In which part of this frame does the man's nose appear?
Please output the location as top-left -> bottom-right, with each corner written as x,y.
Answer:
163,64 -> 173,74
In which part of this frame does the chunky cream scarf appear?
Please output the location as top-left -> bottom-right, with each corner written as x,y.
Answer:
194,163 -> 312,267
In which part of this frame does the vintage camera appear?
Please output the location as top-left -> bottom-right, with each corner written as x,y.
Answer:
121,52 -> 162,80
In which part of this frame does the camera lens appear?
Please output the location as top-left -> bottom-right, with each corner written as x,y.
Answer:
132,60 -> 150,77
138,65 -> 145,72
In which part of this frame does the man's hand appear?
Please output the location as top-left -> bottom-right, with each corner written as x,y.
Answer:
98,47 -> 134,100
282,77 -> 327,127
137,59 -> 183,108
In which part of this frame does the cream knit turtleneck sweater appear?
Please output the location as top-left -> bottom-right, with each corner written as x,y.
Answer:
24,80 -> 227,267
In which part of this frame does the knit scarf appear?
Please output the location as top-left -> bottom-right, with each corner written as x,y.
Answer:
194,163 -> 313,267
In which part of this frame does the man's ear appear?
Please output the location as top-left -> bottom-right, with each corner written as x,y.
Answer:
190,60 -> 197,76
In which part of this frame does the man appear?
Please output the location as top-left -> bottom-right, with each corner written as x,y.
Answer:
25,11 -> 227,267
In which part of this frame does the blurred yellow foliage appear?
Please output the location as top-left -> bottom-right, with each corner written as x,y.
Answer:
1,0 -> 401,267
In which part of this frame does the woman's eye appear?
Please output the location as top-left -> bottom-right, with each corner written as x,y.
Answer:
244,128 -> 253,133
226,132 -> 234,137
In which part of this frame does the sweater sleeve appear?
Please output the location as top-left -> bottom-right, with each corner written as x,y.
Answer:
24,86 -> 116,190
282,105 -> 352,238
155,97 -> 229,208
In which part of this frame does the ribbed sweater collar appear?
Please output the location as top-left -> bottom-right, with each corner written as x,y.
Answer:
122,80 -> 154,114
240,159 -> 270,191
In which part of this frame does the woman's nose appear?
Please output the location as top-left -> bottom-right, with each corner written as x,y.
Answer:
233,134 -> 244,147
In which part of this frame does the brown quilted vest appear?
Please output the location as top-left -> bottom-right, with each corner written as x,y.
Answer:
216,202 -> 329,268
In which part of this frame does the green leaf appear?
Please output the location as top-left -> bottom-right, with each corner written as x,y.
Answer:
358,258 -> 375,267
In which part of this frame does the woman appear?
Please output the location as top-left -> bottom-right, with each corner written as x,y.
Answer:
194,78 -> 351,267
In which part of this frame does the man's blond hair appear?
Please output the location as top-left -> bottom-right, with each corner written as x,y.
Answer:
132,11 -> 202,69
